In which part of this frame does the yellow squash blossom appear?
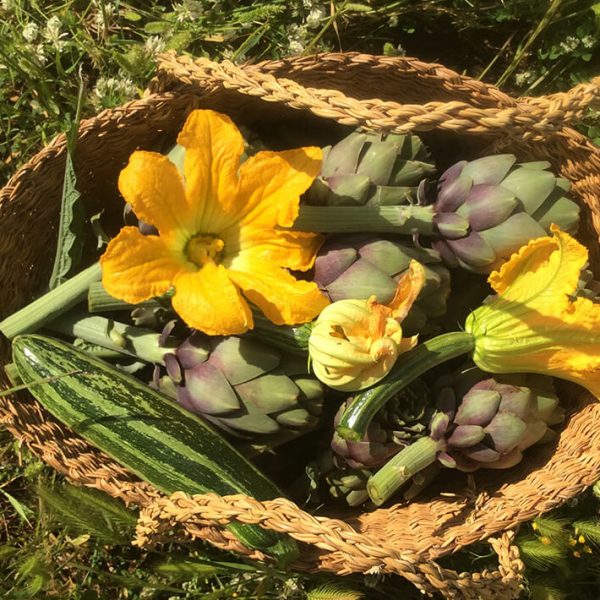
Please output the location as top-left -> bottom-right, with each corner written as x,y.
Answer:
466,225 -> 600,398
100,109 -> 329,335
308,261 -> 426,391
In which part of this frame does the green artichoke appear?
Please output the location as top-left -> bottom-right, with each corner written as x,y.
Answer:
423,155 -> 580,273
367,368 -> 564,505
331,378 -> 433,469
307,131 -> 436,207
157,332 -> 325,437
313,234 -> 450,332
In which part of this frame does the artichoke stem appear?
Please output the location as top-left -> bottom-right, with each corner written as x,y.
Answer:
0,263 -> 102,339
292,205 -> 437,234
367,436 -> 444,506
47,311 -> 171,365
336,332 -> 475,442
87,281 -> 158,313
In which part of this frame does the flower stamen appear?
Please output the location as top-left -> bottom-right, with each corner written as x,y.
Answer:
186,235 -> 224,267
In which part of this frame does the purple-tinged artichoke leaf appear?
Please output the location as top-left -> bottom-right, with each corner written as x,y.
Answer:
432,239 -> 459,267
434,213 -> 470,239
327,260 -> 397,304
435,174 -> 472,212
357,139 -> 398,185
458,184 -> 518,230
446,233 -> 496,267
437,451 -> 456,468
235,372 -> 300,413
516,419 -> 548,451
439,160 -> 468,185
157,375 -> 178,399
461,155 -> 516,185
452,453 -> 480,472
501,167 -> 556,214
485,413 -> 527,453
497,385 -> 532,418
164,353 -> 183,383
358,238 -> 412,275
184,362 -> 240,414
430,412 -> 450,439
321,132 -> 366,178
447,425 -> 486,448
482,448 -> 523,470
326,174 -> 371,205
275,408 -> 315,429
455,389 -> 501,426
314,245 -> 358,287
176,336 -> 211,370
479,213 -> 546,261
462,443 -> 500,463
217,413 -> 280,435
210,336 -> 280,384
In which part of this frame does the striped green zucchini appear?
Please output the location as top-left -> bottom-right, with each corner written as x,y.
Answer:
12,334 -> 297,564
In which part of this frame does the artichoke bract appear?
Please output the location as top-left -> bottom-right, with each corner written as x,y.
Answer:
331,378 -> 432,470
367,368 -> 564,505
424,155 -> 580,273
314,234 -> 450,333
157,333 -> 325,438
308,131 -> 436,207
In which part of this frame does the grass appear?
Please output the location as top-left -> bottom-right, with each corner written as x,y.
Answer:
1,0 -> 600,597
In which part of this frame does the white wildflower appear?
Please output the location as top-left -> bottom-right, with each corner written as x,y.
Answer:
514,70 -> 535,87
93,1 -> 117,30
306,6 -> 325,29
174,0 -> 204,23
34,43 -> 48,65
22,22 -> 39,43
94,76 -> 137,106
559,36 -> 579,54
44,15 -> 68,49
581,35 -> 596,50
388,15 -> 399,27
288,40 -> 304,54
1,0 -> 15,11
144,35 -> 165,57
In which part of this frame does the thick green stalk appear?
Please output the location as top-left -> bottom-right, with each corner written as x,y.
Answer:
47,311 -> 171,365
0,263 -> 101,339
88,281 -> 154,312
247,311 -> 311,356
4,362 -> 21,386
292,205 -> 438,234
367,436 -> 444,506
336,332 -> 474,442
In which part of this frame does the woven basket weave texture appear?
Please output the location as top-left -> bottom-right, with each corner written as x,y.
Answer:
2,52 -> 600,598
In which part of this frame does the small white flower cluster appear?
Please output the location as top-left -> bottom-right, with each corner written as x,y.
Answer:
559,35 -> 580,54
22,22 -> 40,43
144,35 -> 166,57
288,23 -> 309,55
93,76 -> 137,107
306,4 -> 326,30
1,0 -> 15,11
581,35 -> 596,50
44,15 -> 68,50
93,1 -> 117,31
514,70 -> 536,87
174,0 -> 205,24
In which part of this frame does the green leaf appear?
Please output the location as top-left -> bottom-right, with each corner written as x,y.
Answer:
0,489 -> 33,525
122,10 -> 142,21
144,21 -> 171,34
48,78 -> 85,290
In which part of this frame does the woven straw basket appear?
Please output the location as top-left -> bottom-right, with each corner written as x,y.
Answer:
2,52 -> 600,598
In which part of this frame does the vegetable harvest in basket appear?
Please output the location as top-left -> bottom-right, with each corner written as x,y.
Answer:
3,107 -> 600,559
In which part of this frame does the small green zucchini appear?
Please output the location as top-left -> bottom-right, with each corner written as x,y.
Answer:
12,334 -> 297,564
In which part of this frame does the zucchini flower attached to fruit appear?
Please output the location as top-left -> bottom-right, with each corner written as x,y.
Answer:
308,261 -> 426,392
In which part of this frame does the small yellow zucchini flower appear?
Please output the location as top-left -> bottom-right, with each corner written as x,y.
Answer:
100,109 -> 329,336
466,225 -> 600,398
308,261 -> 426,391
